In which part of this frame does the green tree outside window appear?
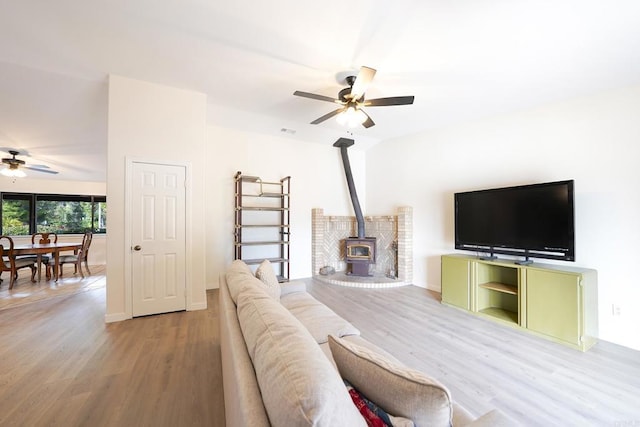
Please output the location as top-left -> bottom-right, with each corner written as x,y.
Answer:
1,193 -> 106,235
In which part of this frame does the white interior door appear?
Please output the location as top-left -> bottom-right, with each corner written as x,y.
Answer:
131,162 -> 186,317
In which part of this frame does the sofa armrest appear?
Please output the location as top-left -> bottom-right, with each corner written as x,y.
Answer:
280,280 -> 307,296
218,273 -> 271,427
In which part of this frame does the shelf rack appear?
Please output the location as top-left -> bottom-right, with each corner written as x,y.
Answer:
234,171 -> 290,282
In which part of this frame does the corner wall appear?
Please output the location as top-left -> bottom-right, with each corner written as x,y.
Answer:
106,75 -> 207,322
204,126 -> 366,289
366,84 -> 640,351
311,206 -> 413,282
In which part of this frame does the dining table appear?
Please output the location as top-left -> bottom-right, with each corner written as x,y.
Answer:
6,242 -> 83,282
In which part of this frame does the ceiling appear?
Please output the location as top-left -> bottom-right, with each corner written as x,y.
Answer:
2,0 -> 640,181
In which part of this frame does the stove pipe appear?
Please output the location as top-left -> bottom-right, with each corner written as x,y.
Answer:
333,138 -> 365,238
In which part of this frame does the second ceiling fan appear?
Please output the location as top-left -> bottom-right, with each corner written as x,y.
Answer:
294,66 -> 414,128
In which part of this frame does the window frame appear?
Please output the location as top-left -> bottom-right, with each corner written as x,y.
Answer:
1,192 -> 106,235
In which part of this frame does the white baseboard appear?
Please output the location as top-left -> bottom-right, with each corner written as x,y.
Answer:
104,312 -> 130,323
188,302 -> 207,311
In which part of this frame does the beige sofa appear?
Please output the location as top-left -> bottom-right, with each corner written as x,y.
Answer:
219,260 -> 515,427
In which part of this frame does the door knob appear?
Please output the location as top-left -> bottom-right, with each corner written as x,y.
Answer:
133,245 -> 142,251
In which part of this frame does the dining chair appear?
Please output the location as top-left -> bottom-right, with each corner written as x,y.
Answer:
33,232 -> 58,280
32,232 -> 58,245
0,235 -> 37,289
47,232 -> 93,278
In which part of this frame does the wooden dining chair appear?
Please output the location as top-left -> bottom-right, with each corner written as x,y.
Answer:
33,232 -> 58,280
32,232 -> 58,245
0,235 -> 37,289
47,232 -> 93,278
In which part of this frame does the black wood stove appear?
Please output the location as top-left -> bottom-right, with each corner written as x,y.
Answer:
345,237 -> 376,276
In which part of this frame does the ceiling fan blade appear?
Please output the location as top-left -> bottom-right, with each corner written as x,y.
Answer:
293,91 -> 339,103
310,108 -> 346,125
350,66 -> 377,100
364,96 -> 415,107
24,166 -> 59,174
361,110 -> 375,128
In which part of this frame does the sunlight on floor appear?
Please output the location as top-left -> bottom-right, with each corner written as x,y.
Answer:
0,264 -> 106,311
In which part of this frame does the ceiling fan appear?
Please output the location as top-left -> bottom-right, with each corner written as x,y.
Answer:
1,149 -> 59,177
293,66 -> 415,128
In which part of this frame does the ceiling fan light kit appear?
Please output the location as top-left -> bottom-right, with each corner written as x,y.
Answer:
294,66 -> 415,129
1,149 -> 59,177
0,166 -> 26,178
336,106 -> 367,127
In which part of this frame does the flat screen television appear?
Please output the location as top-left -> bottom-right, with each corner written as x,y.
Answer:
454,180 -> 575,262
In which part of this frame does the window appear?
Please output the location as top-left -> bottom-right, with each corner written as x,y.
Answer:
1,192 -> 106,235
1,194 -> 32,235
93,200 -> 107,233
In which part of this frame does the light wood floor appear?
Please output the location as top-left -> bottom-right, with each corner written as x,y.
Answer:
0,264 -> 106,311
307,279 -> 640,426
0,275 -> 225,427
3,275 -> 639,426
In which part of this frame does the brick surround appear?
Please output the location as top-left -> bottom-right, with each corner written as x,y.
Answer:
312,207 -> 413,285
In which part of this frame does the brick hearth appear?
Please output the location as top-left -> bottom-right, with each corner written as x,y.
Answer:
312,207 -> 413,287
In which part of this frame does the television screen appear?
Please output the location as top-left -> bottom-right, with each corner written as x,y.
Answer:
454,180 -> 575,261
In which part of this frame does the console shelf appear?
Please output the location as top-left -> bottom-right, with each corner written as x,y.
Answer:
441,254 -> 598,351
478,307 -> 518,324
479,282 -> 517,295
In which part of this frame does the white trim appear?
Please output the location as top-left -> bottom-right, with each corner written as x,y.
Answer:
104,312 -> 130,323
187,302 -> 207,311
124,158 -> 133,318
184,163 -> 194,311
124,157 -> 192,317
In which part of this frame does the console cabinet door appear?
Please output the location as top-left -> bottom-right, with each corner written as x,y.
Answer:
441,256 -> 472,310
526,269 -> 582,346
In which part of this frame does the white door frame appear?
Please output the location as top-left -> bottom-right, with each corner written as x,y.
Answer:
124,157 -> 193,319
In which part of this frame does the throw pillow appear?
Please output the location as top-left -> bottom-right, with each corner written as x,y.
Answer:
345,381 -> 387,427
236,286 -> 366,427
345,380 -> 415,427
255,259 -> 281,300
328,335 -> 453,427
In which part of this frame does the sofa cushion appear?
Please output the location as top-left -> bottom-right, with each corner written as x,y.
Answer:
225,260 -> 259,304
280,279 -> 307,296
255,259 -> 281,300
281,291 -> 360,344
237,286 -> 366,427
328,335 -> 453,427
226,260 -> 279,304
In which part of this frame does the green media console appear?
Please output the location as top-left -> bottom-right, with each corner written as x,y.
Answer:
441,254 -> 598,351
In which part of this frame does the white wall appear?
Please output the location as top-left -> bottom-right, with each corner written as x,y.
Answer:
204,126 -> 365,288
0,177 -> 107,264
106,75 -> 207,322
366,84 -> 640,350
103,75 -> 364,318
